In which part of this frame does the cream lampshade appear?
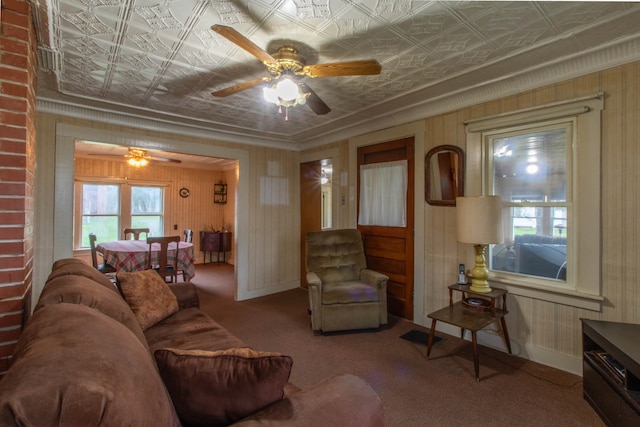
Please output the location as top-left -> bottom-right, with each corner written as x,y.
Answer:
456,196 -> 504,293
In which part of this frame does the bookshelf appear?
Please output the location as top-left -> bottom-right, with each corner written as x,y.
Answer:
581,319 -> 640,426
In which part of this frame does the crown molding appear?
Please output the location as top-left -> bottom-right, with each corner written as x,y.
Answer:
36,97 -> 296,151
38,36 -> 640,152
300,36 -> 640,150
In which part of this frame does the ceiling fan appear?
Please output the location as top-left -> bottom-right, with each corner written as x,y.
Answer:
88,147 -> 182,167
210,25 -> 382,117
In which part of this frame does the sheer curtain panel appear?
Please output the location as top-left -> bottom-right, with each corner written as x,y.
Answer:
358,160 -> 407,227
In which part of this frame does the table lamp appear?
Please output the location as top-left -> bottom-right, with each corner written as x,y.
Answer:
456,196 -> 504,293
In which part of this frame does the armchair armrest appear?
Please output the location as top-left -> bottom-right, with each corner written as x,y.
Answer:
360,269 -> 388,326
306,272 -> 323,331
233,374 -> 385,426
167,282 -> 200,310
360,269 -> 389,290
306,272 -> 322,289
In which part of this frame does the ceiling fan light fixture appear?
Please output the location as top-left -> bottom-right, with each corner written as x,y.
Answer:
128,157 -> 148,168
263,86 -> 279,104
127,148 -> 149,167
275,78 -> 299,101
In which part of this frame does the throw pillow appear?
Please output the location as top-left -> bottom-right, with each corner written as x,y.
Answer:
117,270 -> 179,330
154,347 -> 293,427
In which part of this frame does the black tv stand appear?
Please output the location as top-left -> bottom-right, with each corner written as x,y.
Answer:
581,319 -> 640,426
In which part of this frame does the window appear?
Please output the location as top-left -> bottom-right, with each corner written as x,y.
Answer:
80,183 -> 120,246
485,122 -> 571,282
131,186 -> 163,236
75,181 -> 164,247
465,95 -> 604,310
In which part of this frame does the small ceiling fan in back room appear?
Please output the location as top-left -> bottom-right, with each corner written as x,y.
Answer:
87,146 -> 182,168
210,25 -> 382,121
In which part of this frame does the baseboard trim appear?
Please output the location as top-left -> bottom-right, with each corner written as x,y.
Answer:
432,322 -> 582,376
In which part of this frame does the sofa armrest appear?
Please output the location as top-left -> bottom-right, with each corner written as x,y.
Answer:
167,282 -> 200,310
233,374 -> 385,427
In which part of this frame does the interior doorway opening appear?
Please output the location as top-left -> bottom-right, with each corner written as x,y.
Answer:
321,161 -> 332,229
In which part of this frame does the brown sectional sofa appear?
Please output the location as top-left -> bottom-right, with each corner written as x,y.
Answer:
0,258 -> 386,426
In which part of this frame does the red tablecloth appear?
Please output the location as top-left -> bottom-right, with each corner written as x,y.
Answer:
96,240 -> 195,281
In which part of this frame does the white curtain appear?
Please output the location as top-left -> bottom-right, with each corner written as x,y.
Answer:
358,160 -> 407,227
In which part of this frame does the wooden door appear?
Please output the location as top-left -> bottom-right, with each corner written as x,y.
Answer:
300,161 -> 322,288
357,137 -> 414,319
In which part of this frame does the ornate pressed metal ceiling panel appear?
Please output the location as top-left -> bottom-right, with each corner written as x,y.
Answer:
33,1 -> 640,147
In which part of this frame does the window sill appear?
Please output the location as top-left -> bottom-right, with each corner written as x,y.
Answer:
489,275 -> 603,311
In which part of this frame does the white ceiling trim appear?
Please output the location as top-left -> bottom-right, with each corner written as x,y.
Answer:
37,36 -> 640,152
300,36 -> 640,150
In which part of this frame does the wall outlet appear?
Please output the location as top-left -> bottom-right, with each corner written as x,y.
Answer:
173,224 -> 178,230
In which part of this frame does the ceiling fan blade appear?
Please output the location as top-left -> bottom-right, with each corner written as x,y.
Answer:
303,60 -> 382,78
212,77 -> 271,97
87,154 -> 124,159
149,156 -> 181,164
299,83 -> 331,115
211,25 -> 277,65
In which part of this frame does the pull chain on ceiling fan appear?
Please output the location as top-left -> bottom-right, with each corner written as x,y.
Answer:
210,25 -> 382,120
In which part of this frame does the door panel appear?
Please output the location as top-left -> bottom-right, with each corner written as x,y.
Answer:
357,137 -> 414,319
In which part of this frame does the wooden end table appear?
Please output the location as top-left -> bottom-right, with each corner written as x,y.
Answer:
426,284 -> 512,381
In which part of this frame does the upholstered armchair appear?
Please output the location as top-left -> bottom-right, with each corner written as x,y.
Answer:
305,229 -> 388,334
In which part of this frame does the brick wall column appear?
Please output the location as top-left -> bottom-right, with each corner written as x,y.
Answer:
0,0 -> 37,374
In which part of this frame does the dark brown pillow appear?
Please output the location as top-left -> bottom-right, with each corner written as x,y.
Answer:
154,347 -> 293,427
117,270 -> 179,330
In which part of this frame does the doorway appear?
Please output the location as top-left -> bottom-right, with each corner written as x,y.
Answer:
299,159 -> 333,288
357,137 -> 415,320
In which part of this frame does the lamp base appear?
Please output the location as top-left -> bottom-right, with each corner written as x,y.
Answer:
469,279 -> 492,293
469,244 -> 492,293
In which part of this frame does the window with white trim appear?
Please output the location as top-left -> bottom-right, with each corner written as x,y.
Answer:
486,121 -> 571,282
76,181 -> 164,248
465,95 -> 604,310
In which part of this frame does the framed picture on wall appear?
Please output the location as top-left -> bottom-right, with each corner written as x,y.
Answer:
214,183 -> 227,204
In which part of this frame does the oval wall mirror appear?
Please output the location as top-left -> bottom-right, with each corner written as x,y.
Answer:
425,145 -> 465,206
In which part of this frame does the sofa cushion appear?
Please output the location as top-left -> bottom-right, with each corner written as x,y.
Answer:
34,274 -> 149,350
117,269 -> 179,330
47,257 -> 118,292
155,347 -> 293,427
145,307 -> 247,353
0,303 -> 180,427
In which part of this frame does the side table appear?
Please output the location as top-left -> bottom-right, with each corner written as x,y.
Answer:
426,284 -> 512,381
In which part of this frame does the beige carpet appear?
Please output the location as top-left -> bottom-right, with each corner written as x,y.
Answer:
191,263 -> 604,427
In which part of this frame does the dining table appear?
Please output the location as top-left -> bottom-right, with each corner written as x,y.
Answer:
96,239 -> 196,281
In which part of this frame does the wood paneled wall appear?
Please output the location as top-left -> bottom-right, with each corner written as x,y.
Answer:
246,146 -> 300,291
35,114 -> 301,306
33,60 -> 639,373
308,61 -> 640,373
423,62 -> 640,370
74,157 -> 233,265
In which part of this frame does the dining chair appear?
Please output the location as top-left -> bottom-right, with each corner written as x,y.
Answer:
183,229 -> 193,243
88,233 -> 117,275
123,228 -> 150,240
147,236 -> 181,283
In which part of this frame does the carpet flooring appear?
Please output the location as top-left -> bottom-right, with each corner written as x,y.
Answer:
190,263 -> 604,427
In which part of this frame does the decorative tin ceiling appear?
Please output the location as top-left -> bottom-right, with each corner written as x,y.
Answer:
33,1 -> 640,147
